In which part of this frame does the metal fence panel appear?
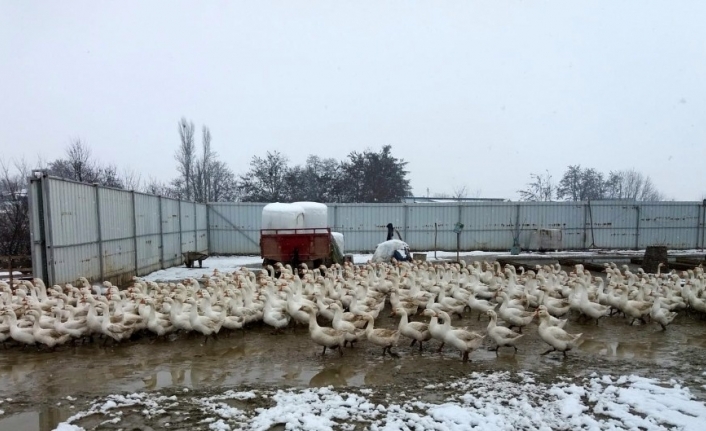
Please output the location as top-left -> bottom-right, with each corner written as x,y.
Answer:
102,238 -> 135,280
47,179 -> 98,247
161,199 -> 181,234
98,188 -> 134,241
459,203 -> 517,251
405,204 -> 459,250
136,233 -> 162,274
52,243 -> 100,286
135,193 -> 161,236
519,203 -> 586,249
208,203 -> 264,255
638,203 -> 700,249
162,232 -> 182,268
588,202 -> 637,249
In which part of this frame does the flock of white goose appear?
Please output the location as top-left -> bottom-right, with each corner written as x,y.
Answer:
0,259 -> 705,361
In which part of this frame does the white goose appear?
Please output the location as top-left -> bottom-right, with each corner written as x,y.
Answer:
29,311 -> 71,348
535,308 -> 582,357
329,303 -> 365,347
434,309 -> 485,362
485,310 -> 523,354
363,314 -> 401,357
650,296 -> 677,330
393,306 -> 431,352
1,308 -> 36,345
496,291 -> 535,333
300,305 -> 345,356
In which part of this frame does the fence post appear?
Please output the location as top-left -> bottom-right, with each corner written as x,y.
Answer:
457,204 -> 463,251
634,204 -> 641,250
206,203 -> 210,253
33,175 -> 50,284
696,199 -> 706,250
95,185 -> 105,281
582,203 -> 588,250
158,196 -> 164,270
403,204 -> 409,244
132,191 -> 139,276
178,201 -> 183,263
333,204 -> 338,231
42,177 -> 57,285
193,202 -> 197,252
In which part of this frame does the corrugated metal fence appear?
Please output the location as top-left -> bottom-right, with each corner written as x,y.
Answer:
29,174 -> 208,286
208,201 -> 706,255
30,174 -> 706,285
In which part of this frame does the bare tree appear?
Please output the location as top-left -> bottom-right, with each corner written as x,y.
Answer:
452,185 -> 469,200
144,176 -> 180,198
605,169 -> 664,201
175,118 -> 196,200
121,168 -> 143,191
48,139 -> 101,183
518,170 -> 555,201
0,160 -> 31,255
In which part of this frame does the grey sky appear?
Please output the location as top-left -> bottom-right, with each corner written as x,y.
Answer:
2,1 -> 704,200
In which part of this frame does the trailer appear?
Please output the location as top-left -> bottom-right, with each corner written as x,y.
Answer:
260,227 -> 338,268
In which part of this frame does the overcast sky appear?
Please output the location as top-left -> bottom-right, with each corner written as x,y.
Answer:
2,1 -> 704,200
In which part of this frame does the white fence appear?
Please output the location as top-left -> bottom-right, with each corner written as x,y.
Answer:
29,175 -> 706,286
208,201 -> 706,255
29,174 -> 208,286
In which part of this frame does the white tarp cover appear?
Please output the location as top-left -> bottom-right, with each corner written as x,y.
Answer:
371,239 -> 409,263
261,203 -> 305,231
292,201 -> 328,228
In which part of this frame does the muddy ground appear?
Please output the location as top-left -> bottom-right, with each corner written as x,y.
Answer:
1,299 -> 706,430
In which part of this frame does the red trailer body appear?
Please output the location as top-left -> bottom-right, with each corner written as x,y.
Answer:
260,228 -> 332,267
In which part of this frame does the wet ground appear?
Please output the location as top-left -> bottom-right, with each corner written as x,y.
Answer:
1,301 -> 706,430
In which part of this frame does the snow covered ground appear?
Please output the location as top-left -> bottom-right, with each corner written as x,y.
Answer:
54,371 -> 706,431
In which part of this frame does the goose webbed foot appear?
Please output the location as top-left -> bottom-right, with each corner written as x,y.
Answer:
389,349 -> 400,358
540,348 -> 555,356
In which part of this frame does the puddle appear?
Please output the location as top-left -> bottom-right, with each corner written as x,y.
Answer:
0,406 -> 73,431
